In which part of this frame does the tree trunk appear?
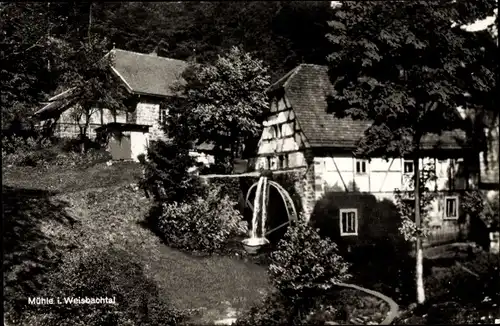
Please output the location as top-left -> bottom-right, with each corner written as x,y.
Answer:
80,115 -> 90,154
414,153 -> 426,304
88,2 -> 93,40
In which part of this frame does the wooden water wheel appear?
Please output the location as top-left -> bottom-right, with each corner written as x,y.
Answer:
245,180 -> 298,241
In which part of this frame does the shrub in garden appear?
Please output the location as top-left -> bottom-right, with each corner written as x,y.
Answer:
462,251 -> 500,300
234,291 -> 294,326
140,139 -> 205,203
2,136 -> 54,166
206,177 -> 243,203
17,247 -> 190,326
462,190 -> 499,230
269,219 -> 351,300
157,185 -> 248,254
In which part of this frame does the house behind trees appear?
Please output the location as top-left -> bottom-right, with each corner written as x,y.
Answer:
34,49 -> 214,165
256,64 -> 482,248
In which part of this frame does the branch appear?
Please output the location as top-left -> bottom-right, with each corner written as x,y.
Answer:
4,36 -> 47,59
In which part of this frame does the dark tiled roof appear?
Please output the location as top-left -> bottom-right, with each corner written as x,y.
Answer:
269,64 -> 467,151
35,50 -> 189,118
111,49 -> 189,97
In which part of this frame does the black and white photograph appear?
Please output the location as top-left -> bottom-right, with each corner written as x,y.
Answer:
2,1 -> 499,325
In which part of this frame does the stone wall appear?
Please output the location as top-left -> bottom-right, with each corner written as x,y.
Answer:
135,102 -> 166,141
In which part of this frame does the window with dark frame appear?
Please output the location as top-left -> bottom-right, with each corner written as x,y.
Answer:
159,108 -> 169,124
270,157 -> 276,170
403,160 -> 414,174
444,196 -> 458,219
278,155 -> 286,169
356,160 -> 367,174
272,125 -> 282,138
340,209 -> 358,236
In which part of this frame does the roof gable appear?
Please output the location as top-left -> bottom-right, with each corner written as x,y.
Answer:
110,49 -> 189,97
269,64 -> 467,151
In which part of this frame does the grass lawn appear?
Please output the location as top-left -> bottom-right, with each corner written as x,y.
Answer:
3,162 -> 270,324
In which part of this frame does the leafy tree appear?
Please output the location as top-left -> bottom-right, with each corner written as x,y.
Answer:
140,138 -> 205,204
90,2 -> 335,82
52,36 -> 130,151
1,2 -> 121,147
459,16 -> 498,167
1,2 -> 57,131
395,162 -> 438,242
168,46 -> 271,172
326,0 -> 497,304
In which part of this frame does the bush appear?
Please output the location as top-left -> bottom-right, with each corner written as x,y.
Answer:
14,247 -> 191,326
425,265 -> 478,303
2,135 -> 111,168
156,185 -> 248,254
425,251 -> 499,305
235,289 -> 346,326
269,219 -> 351,300
2,136 -> 54,166
140,140 -> 205,203
462,251 -> 500,300
58,137 -> 101,153
234,291 -> 294,326
206,177 -> 242,204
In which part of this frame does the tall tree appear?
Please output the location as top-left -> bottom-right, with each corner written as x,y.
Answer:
1,2 -> 56,130
166,46 -> 271,172
326,0 -> 496,304
90,2 -> 335,82
1,2 -> 97,132
53,36 -> 130,150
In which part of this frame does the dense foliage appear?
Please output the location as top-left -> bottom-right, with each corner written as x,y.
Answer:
156,185 -> 248,254
396,250 -> 500,325
15,247 -> 191,326
1,3 -> 129,144
90,2 -> 336,81
234,291 -> 295,326
2,136 -> 110,168
462,189 -> 499,229
140,139 -> 205,203
269,219 -> 351,300
166,47 -> 271,171
394,162 -> 438,242
326,0 -> 497,304
1,1 -> 335,140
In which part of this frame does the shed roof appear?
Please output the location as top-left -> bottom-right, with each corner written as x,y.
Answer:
267,64 -> 467,151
